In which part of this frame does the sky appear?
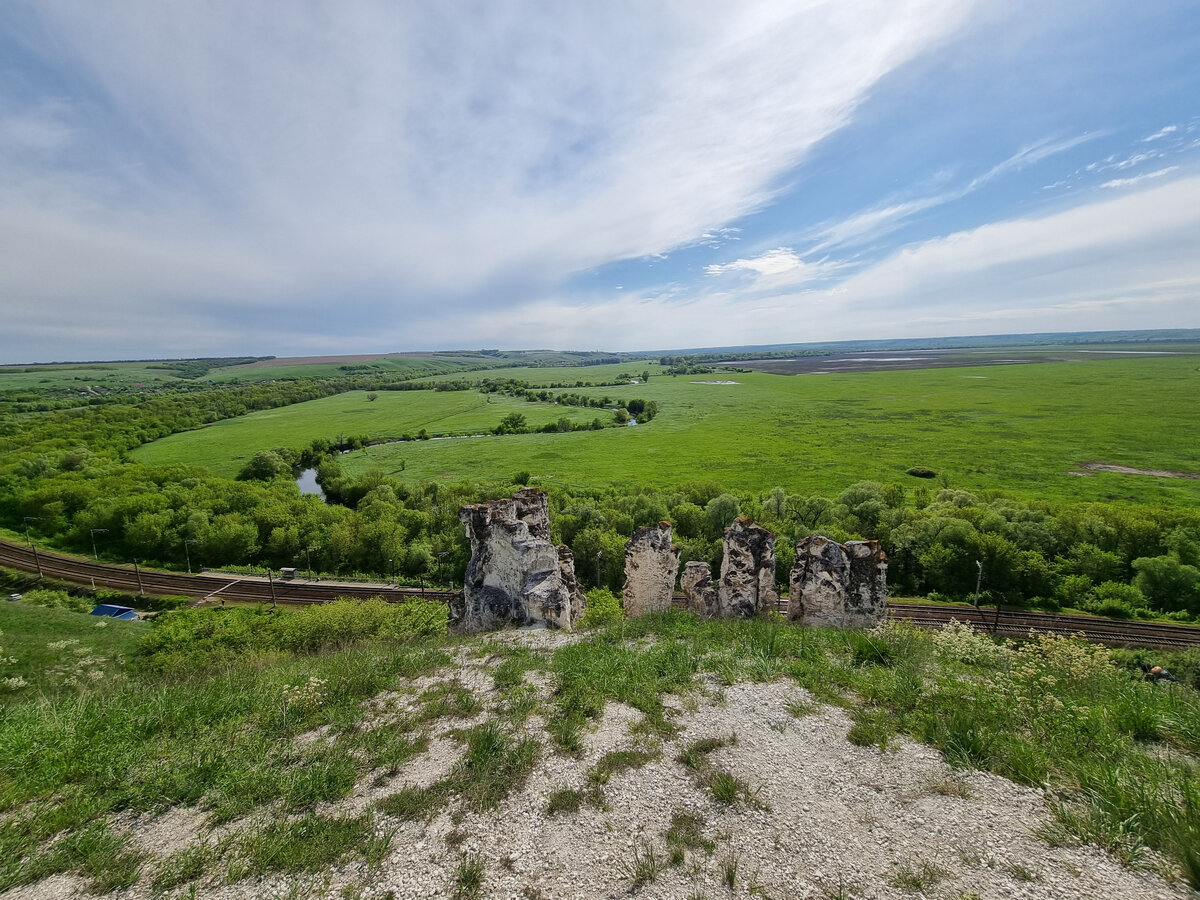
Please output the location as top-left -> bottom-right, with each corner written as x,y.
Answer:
1,0 -> 1199,362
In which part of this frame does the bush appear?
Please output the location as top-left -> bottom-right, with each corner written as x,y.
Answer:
580,588 -> 623,628
906,466 -> 937,478
20,588 -> 91,614
133,598 -> 447,671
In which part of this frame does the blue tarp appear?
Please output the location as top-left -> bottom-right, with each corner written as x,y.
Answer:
90,604 -> 139,620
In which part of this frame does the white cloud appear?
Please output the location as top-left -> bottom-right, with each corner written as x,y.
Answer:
0,0 -> 975,360
451,171 -> 1200,350
807,133 -> 1096,252
704,247 -> 838,290
1143,125 -> 1177,142
1102,166 -> 1179,189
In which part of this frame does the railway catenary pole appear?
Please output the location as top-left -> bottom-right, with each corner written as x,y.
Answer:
91,528 -> 108,561
267,568 -> 277,609
22,517 -> 39,550
133,560 -> 145,596
184,539 -> 199,575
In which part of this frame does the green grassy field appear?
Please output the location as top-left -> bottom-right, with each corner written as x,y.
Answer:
203,351 -> 655,383
204,355 -> 472,383
132,355 -> 1200,504
0,602 -> 146,696
131,389 -> 612,477
346,356 -> 1200,504
0,361 -> 184,392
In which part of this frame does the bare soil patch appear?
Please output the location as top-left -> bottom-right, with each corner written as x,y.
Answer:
1080,462 -> 1200,480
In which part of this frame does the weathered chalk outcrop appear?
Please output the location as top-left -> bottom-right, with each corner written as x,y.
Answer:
453,488 -> 581,633
716,518 -> 779,618
789,536 -> 887,628
557,544 -> 588,623
681,560 -> 718,617
844,540 -> 889,628
622,522 -> 681,617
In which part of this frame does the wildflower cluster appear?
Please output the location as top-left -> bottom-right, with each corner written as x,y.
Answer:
0,630 -> 26,692
45,638 -> 110,686
282,676 -> 328,711
975,632 -> 1114,739
930,618 -> 1003,667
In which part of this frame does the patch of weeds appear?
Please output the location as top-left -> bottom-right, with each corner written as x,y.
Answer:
924,773 -> 970,799
889,860 -> 948,892
587,747 -> 660,786
721,851 -> 740,890
453,852 -> 486,900
704,768 -> 762,807
500,685 -> 540,724
232,813 -> 371,877
377,783 -> 449,822
416,681 -> 479,724
13,822 -> 144,894
677,734 -> 736,771
1004,862 -> 1039,882
618,841 -> 661,890
151,842 -> 214,892
785,697 -> 819,719
846,707 -> 896,751
352,728 -> 430,774
546,714 -> 584,754
545,787 -> 604,816
665,809 -> 714,858
444,828 -> 467,848
493,652 -> 544,693
450,720 -> 541,812
364,825 -> 396,868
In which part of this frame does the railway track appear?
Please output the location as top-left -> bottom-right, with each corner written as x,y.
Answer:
3,539 -> 1198,650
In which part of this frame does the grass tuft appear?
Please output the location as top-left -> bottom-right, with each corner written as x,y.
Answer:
618,841 -> 661,889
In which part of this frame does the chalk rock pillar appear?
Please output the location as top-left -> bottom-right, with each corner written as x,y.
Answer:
788,536 -> 849,626
622,522 -> 681,617
788,536 -> 887,628
453,488 -> 579,633
557,544 -> 588,623
681,561 -> 718,617
844,540 -> 889,628
716,518 -> 779,618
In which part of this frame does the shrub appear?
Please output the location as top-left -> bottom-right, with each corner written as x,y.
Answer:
905,466 -> 937,479
20,588 -> 91,614
579,588 -> 622,628
133,598 -> 447,671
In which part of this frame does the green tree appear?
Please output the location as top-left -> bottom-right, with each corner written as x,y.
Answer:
704,494 -> 741,537
1133,555 -> 1200,613
238,449 -> 290,481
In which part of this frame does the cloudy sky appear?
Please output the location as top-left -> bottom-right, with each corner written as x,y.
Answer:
2,1 -> 1198,362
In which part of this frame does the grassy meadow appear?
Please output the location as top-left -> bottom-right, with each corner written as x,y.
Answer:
203,355 -> 473,383
131,389 -> 610,477
0,361 -> 186,392
130,355 -> 1200,503
345,355 -> 1200,504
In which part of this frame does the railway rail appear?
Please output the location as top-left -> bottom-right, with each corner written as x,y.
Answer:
3,539 -> 1198,650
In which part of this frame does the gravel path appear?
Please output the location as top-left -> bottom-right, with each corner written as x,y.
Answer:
4,629 -> 1191,900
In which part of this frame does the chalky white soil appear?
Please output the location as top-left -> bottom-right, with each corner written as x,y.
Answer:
6,628 -> 1190,900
